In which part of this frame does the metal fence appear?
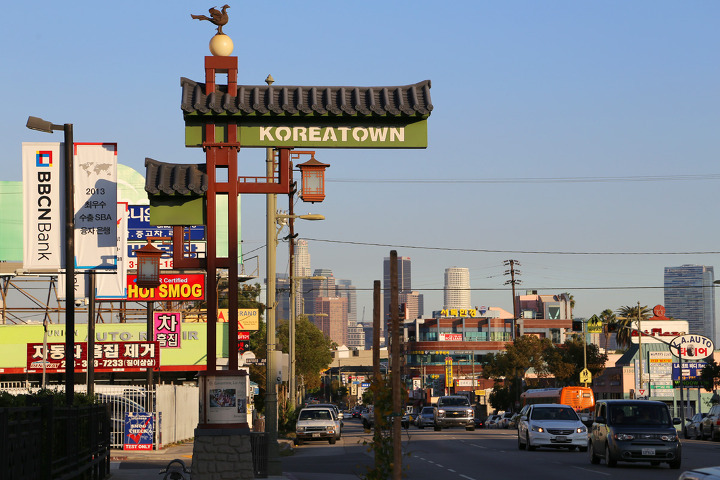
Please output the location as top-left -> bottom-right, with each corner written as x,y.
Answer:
250,432 -> 268,478
0,402 -> 111,480
1,383 -> 199,449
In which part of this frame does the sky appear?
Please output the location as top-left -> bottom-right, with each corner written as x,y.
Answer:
2,1 -> 719,322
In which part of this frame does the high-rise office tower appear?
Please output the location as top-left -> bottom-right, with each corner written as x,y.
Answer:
444,267 -> 471,310
314,296 -> 348,347
302,268 -> 335,319
336,279 -> 357,325
294,239 -> 311,277
400,291 -> 424,320
664,264 -> 716,344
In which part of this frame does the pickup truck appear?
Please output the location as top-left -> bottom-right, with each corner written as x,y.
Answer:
434,395 -> 475,431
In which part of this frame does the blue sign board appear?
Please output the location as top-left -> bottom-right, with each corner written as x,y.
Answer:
124,412 -> 154,450
128,205 -> 205,241
361,382 -> 371,388
672,362 -> 707,387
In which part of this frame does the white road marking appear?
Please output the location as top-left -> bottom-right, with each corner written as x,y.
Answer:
460,475 -> 476,480
572,466 -> 611,476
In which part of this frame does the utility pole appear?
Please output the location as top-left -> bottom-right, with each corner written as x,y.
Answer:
504,260 -> 521,340
390,250 -> 402,480
637,301 -> 644,398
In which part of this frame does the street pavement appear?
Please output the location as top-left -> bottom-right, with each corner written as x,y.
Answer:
109,439 -> 294,480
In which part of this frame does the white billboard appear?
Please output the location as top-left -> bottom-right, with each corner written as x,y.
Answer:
630,320 -> 688,344
22,142 -> 64,272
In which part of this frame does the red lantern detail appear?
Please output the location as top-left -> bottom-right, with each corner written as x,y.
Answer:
298,155 -> 329,203
134,238 -> 165,288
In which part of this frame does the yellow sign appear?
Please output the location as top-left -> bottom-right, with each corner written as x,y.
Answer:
440,308 -> 477,318
475,390 -> 486,396
184,308 -> 260,330
587,315 -> 603,334
445,357 -> 454,387
579,368 -> 592,384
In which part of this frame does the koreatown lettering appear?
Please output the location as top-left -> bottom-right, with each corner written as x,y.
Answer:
258,126 -> 405,143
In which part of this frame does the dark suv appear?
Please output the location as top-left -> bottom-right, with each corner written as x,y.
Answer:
588,400 -> 682,469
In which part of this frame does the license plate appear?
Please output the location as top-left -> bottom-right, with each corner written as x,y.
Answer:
312,433 -> 320,438
642,448 -> 655,456
555,435 -> 567,442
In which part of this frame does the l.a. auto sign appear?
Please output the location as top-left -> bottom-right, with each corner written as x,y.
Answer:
669,334 -> 714,361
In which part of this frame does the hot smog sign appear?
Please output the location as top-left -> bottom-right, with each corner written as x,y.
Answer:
669,334 -> 714,361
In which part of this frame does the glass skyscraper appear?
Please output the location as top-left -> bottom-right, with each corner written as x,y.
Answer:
664,264 -> 716,344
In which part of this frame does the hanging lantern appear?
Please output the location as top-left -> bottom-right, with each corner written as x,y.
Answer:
134,238 -> 164,288
298,155 -> 329,203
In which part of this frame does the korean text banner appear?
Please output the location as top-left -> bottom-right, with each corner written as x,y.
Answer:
22,142 -> 63,272
74,143 -> 118,270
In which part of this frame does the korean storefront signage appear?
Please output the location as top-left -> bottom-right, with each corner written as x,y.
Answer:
26,341 -> 159,373
154,312 -> 182,348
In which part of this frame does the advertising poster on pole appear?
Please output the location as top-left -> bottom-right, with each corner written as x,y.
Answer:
124,412 -> 154,450
73,143 -> 118,270
22,142 -> 63,272
204,375 -> 247,424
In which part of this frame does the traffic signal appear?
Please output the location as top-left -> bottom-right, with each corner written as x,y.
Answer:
572,319 -> 583,332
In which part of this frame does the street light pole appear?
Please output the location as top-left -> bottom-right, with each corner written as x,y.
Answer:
265,144 -> 281,476
26,117 -> 75,406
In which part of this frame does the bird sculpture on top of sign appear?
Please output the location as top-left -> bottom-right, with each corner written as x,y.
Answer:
191,5 -> 230,35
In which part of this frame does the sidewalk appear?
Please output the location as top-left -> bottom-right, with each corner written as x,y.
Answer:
109,440 -> 294,480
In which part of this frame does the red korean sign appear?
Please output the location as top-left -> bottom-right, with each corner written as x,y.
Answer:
27,342 -> 160,373
126,274 -> 205,301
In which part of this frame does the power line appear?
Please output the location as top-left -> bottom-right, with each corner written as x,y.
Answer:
327,173 -> 720,185
302,238 -> 720,256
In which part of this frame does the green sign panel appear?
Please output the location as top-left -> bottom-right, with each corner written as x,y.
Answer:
185,120 -> 428,149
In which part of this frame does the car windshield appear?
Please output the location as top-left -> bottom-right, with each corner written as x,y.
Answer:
299,409 -> 332,421
439,397 -> 470,407
422,407 -> 434,415
609,405 -> 670,426
530,407 -> 578,421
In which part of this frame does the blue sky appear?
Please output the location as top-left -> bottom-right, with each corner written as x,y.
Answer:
3,1 -> 719,321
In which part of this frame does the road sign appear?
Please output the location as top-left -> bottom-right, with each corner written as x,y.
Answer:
579,368 -> 592,384
587,315 -> 603,334
638,389 -> 646,396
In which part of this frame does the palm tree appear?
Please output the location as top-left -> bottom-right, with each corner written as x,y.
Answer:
615,304 -> 652,349
599,309 -> 616,352
562,292 -> 575,319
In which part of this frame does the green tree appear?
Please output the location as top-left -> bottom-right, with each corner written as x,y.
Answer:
700,359 -> 720,394
546,335 -> 608,385
483,335 -> 554,410
615,304 -> 651,349
277,315 -> 334,391
599,308 -> 616,352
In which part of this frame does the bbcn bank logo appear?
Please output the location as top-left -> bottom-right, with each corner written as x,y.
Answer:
36,150 -> 53,167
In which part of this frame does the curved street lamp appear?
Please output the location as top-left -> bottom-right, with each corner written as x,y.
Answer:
26,116 -> 75,406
